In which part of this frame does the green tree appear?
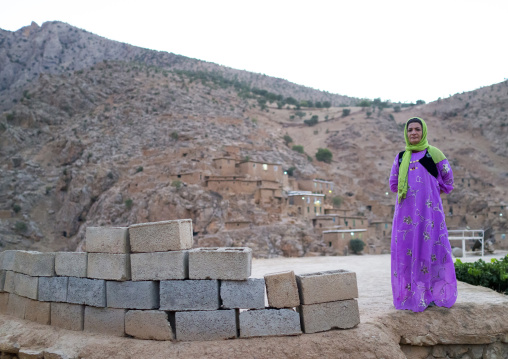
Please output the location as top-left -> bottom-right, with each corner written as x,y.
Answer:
304,115 -> 319,126
315,148 -> 333,163
342,109 -> 351,117
292,145 -> 304,154
332,196 -> 342,207
350,239 -> 365,254
323,101 -> 332,108
295,111 -> 306,119
357,99 -> 372,107
283,134 -> 293,146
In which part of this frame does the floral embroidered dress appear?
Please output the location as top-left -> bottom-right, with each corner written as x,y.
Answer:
389,149 -> 457,312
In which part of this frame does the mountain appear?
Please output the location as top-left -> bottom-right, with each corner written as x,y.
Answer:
0,21 -> 506,256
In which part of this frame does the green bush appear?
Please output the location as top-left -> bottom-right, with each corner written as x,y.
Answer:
332,196 -> 342,207
304,115 -> 319,126
283,134 -> 293,145
454,256 -> 508,294
12,204 -> 21,213
315,148 -> 333,163
171,131 -> 179,140
286,166 -> 296,176
125,199 -> 133,209
342,109 -> 351,117
15,221 -> 27,232
292,145 -> 304,154
136,166 -> 143,173
171,180 -> 182,189
349,239 -> 365,254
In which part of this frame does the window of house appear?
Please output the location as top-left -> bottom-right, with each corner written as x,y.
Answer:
307,197 -> 310,204
314,207 -> 316,213
289,197 -> 294,205
353,219 -> 356,227
333,217 -> 336,222
274,165 -> 278,171
253,163 -> 256,168
341,233 -> 344,239
319,207 -> 322,213
307,207 -> 310,213
263,164 -> 268,171
329,242 -> 332,247
501,234 -> 506,240
385,223 -> 388,229
359,233 -> 362,239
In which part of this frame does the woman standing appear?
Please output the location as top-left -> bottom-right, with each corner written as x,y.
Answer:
389,117 -> 457,312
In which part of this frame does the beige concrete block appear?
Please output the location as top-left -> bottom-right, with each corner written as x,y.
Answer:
129,219 -> 193,252
131,251 -> 188,281
125,310 -> 173,340
298,299 -> 360,333
3,270 -> 15,293
13,272 -> 39,300
55,252 -> 87,277
24,299 -> 51,325
84,306 -> 125,337
296,269 -> 358,305
0,292 -> 9,313
188,247 -> 252,280
87,253 -> 130,281
0,250 -> 16,270
14,250 -> 55,277
85,227 -> 130,253
7,293 -> 28,319
264,270 -> 300,308
50,302 -> 84,331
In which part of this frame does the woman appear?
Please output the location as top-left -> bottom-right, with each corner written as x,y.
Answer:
389,117 -> 457,312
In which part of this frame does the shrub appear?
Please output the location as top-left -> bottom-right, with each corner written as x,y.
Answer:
332,196 -> 342,207
171,180 -> 182,189
15,221 -> 27,232
292,145 -> 304,154
171,131 -> 179,140
349,239 -> 365,254
136,166 -> 143,173
304,115 -> 319,126
315,148 -> 333,163
283,134 -> 293,145
12,204 -> 21,213
454,256 -> 508,294
286,166 -> 296,176
342,109 -> 351,117
125,199 -> 133,209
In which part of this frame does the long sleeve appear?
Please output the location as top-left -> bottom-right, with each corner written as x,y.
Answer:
389,153 -> 399,193
437,159 -> 454,194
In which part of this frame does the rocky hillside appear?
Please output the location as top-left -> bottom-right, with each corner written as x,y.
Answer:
0,21 -> 506,256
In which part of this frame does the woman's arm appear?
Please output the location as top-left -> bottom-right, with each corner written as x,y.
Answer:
437,159 -> 454,194
389,154 -> 399,193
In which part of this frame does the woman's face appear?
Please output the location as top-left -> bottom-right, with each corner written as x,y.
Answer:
407,122 -> 423,145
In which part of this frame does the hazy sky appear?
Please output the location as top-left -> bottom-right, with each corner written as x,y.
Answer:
1,0 -> 507,103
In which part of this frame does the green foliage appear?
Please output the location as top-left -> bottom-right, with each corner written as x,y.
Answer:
342,109 -> 351,117
315,148 -> 333,163
332,196 -> 342,207
171,180 -> 182,189
12,204 -> 21,213
304,115 -> 319,126
454,256 -> 508,294
286,166 -> 296,176
15,221 -> 27,232
124,199 -> 133,209
349,239 -> 365,254
283,134 -> 293,146
416,99 -> 426,105
294,111 -> 306,119
357,99 -> 372,107
171,131 -> 179,140
292,145 -> 304,154
136,166 -> 143,173
323,101 -> 332,108
394,106 -> 401,113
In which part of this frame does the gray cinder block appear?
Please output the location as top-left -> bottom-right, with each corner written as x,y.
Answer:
221,278 -> 265,309
0,270 -> 5,292
106,281 -> 159,309
188,247 -> 252,280
3,270 -> 15,293
130,251 -> 188,281
0,250 -> 16,270
50,302 -> 84,331
125,310 -> 174,340
38,276 -> 68,302
55,252 -> 87,277
14,251 -> 55,277
175,310 -> 237,341
25,299 -> 51,325
13,272 -> 38,300
296,269 -> 358,305
67,277 -> 106,307
0,292 -> 8,313
87,253 -> 131,281
298,299 -> 360,333
129,219 -> 193,253
85,227 -> 130,254
84,306 -> 126,337
264,270 -> 300,308
239,309 -> 302,338
160,280 -> 219,311
7,293 -> 29,319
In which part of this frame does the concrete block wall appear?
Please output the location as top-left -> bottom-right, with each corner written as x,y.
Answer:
0,219 -> 360,341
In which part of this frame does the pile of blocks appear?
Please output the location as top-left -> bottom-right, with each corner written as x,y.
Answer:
0,219 -> 360,341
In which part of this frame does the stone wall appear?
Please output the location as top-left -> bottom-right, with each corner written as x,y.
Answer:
0,219 -> 360,341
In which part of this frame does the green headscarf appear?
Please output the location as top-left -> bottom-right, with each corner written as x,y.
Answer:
397,117 -> 446,202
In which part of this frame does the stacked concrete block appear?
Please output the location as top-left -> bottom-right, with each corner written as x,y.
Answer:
160,280 -> 219,311
129,219 -> 193,252
86,227 -> 129,253
13,251 -> 55,277
87,253 -> 131,281
51,302 -> 84,331
84,306 -> 126,336
188,247 -> 252,280
239,309 -> 302,338
221,278 -> 265,309
11,272 -> 39,300
0,250 -> 17,271
0,292 -> 8,313
0,270 -> 5,291
24,299 -> 51,325
264,271 -> 300,308
175,310 -> 237,341
125,310 -> 174,340
55,252 -> 87,277
38,276 -> 68,302
7,293 -> 29,319
67,277 -> 106,307
296,269 -> 360,333
106,281 -> 159,309
131,251 -> 188,280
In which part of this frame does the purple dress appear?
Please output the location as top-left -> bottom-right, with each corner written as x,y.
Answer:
389,149 -> 457,312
